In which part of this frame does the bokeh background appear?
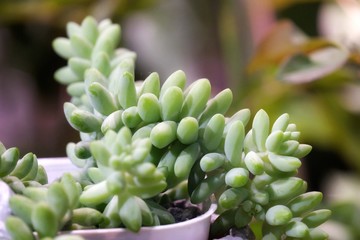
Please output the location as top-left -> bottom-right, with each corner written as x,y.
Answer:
1,0 -> 360,238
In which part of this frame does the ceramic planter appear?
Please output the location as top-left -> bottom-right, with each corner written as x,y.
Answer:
58,203 -> 216,240
39,158 -> 217,240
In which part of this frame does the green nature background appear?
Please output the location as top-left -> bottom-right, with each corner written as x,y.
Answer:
1,0 -> 360,239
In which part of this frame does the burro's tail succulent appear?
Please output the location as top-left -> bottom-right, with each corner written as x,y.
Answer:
205,110 -> 331,239
3,16 -> 331,240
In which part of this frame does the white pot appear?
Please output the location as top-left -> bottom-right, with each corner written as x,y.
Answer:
39,158 -> 217,240
61,203 -> 216,240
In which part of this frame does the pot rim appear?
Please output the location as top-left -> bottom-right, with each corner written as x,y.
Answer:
64,203 -> 217,235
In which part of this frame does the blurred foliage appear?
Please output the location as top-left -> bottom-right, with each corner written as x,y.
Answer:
330,202 -> 360,239
0,0 -> 159,25
212,1 -> 360,181
235,19 -> 360,175
322,172 -> 360,239
270,0 -> 320,10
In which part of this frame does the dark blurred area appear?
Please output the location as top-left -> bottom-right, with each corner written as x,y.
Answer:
1,1 -> 360,237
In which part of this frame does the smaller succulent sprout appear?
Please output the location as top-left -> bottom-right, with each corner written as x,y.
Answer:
192,107 -> 330,239
83,126 -> 167,228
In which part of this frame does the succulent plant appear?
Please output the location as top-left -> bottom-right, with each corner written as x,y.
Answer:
2,16 -> 331,240
0,141 -> 48,193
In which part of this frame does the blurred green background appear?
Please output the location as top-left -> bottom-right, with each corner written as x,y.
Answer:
1,0 -> 360,238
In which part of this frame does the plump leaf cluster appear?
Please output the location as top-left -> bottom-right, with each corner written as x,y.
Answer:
207,111 -> 331,239
3,16 -> 331,240
6,173 -> 86,240
0,142 -> 88,240
0,141 -> 47,193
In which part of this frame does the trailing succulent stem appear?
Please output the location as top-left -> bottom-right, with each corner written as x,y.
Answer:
3,16 -> 331,240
